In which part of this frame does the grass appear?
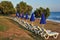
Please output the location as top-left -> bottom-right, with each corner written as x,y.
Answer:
0,37 -> 10,40
0,25 -> 8,32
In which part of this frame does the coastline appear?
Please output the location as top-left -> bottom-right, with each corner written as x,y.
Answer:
35,18 -> 60,23
47,19 -> 60,23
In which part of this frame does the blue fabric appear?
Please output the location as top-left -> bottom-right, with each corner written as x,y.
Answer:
30,13 -> 35,21
25,13 -> 29,19
18,14 -> 21,18
40,13 -> 46,24
16,12 -> 19,17
21,14 -> 24,18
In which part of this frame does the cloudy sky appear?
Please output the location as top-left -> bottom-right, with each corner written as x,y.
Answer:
0,0 -> 60,12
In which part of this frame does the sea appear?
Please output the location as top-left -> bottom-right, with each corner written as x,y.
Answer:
47,12 -> 60,23
26,12 -> 60,23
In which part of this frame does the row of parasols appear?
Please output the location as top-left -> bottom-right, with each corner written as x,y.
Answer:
15,12 -> 59,39
16,12 -> 46,26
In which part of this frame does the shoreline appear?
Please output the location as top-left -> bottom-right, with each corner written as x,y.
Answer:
35,18 -> 60,23
47,19 -> 60,23
36,18 -> 60,23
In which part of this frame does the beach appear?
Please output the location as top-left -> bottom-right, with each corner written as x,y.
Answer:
0,16 -> 60,40
44,21 -> 60,40
0,0 -> 60,40
11,13 -> 60,40
24,18 -> 60,31
20,18 -> 60,40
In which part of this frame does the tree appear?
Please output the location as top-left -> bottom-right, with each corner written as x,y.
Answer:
16,1 -> 33,15
0,1 -> 16,15
39,7 -> 44,14
34,9 -> 41,18
16,4 -> 20,13
34,7 -> 50,19
0,3 -> 4,14
26,5 -> 32,15
44,8 -> 50,18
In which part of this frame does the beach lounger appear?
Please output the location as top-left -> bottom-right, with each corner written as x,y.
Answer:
18,20 -> 26,27
33,26 -> 52,35
24,23 -> 30,29
24,23 -> 34,32
13,18 -> 17,21
18,18 -> 21,22
21,20 -> 27,24
20,20 -> 24,24
28,24 -> 35,32
40,27 -> 59,39
33,26 -> 43,35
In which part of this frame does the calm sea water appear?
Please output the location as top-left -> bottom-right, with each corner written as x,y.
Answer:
48,12 -> 60,23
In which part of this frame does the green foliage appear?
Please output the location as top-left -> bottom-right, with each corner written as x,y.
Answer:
0,1 -> 50,17
45,8 -> 50,18
34,7 -> 50,19
0,4 -> 4,15
0,25 -> 8,32
0,1 -> 16,15
16,1 -> 33,15
0,37 -> 10,40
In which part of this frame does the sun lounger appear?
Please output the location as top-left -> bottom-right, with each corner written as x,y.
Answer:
10,17 -> 59,40
13,18 -> 17,21
24,23 -> 31,29
24,23 -> 34,32
33,26 -> 43,35
18,18 -> 21,22
40,27 -> 59,39
33,26 -> 52,36
21,20 -> 27,24
28,24 -> 35,32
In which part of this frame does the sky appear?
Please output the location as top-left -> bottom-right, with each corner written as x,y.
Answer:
0,0 -> 60,12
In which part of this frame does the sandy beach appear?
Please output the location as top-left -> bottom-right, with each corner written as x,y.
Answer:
20,18 -> 60,40
11,14 -> 60,40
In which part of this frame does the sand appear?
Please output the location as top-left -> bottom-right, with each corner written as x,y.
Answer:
20,18 -> 60,40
